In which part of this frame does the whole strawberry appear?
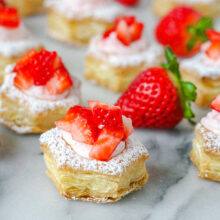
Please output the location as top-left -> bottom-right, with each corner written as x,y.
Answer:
115,0 -> 140,6
155,7 -> 213,57
116,47 -> 197,128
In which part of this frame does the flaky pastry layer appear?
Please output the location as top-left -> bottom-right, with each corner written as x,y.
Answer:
6,0 -> 45,16
153,0 -> 220,17
47,10 -> 114,46
181,67 -> 220,107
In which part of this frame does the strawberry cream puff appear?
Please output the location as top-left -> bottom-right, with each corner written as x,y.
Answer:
153,0 -> 220,17
85,16 -> 164,93
191,95 -> 220,181
180,29 -> 220,107
0,50 -> 81,134
40,101 -> 149,203
0,7 -> 42,84
45,0 -> 123,46
6,0 -> 45,16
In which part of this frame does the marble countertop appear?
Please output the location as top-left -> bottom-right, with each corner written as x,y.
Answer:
1,1 -> 220,220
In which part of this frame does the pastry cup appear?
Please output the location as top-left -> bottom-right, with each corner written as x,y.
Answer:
181,67 -> 220,107
40,128 -> 149,203
152,0 -> 220,17
85,46 -> 164,93
0,69 -> 81,134
6,0 -> 44,16
47,9 -> 114,46
191,124 -> 220,182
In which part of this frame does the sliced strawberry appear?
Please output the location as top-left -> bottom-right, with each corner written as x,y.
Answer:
115,16 -> 135,26
13,49 -> 37,73
131,22 -> 144,41
89,127 -> 124,161
116,19 -> 132,46
115,0 -> 140,7
88,101 -> 123,128
46,68 -> 73,95
103,27 -> 116,39
14,70 -> 33,91
0,7 -> 20,28
211,94 -> 220,112
55,106 -> 98,145
206,41 -> 220,61
122,116 -> 134,140
206,29 -> 220,42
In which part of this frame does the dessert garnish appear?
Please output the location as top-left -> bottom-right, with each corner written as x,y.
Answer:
116,47 -> 197,128
115,0 -> 140,6
0,7 -> 20,29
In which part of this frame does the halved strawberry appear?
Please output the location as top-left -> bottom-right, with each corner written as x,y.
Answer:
13,49 -> 37,73
88,101 -> 123,128
103,27 -> 116,39
115,0 -> 139,6
206,29 -> 220,42
211,94 -> 220,112
122,116 -> 134,140
0,7 -> 20,28
46,68 -> 73,95
89,127 -> 124,161
14,70 -> 33,91
55,106 -> 98,145
205,41 -> 220,61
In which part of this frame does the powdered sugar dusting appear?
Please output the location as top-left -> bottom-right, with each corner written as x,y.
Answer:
197,123 -> 220,155
0,65 -> 81,114
40,127 -> 149,176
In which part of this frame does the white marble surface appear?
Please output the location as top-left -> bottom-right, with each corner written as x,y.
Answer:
0,1 -> 220,220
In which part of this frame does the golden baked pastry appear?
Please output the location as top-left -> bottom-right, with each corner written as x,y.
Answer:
47,10 -> 114,46
6,0 -> 45,16
191,123 -> 220,182
152,0 -> 220,17
40,128 -> 149,203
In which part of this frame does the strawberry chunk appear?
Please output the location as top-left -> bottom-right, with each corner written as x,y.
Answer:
206,29 -> 220,42
0,7 -> 20,28
14,70 -> 33,91
115,0 -> 140,6
55,106 -> 98,145
89,127 -> 124,161
206,41 -> 220,61
46,68 -> 73,95
88,101 -> 123,128
103,27 -> 116,39
122,116 -> 134,140
211,94 -> 220,112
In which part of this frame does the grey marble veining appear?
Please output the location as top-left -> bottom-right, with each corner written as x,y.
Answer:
1,1 -> 220,220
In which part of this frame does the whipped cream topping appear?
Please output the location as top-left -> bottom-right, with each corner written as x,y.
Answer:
45,0 -> 123,22
88,35 -> 164,67
0,65 -> 81,114
0,22 -> 41,57
180,42 -> 220,79
62,130 -> 125,159
201,110 -> 220,135
40,127 -> 149,176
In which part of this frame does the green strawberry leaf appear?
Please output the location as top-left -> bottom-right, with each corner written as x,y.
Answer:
187,17 -> 213,51
162,46 -> 197,125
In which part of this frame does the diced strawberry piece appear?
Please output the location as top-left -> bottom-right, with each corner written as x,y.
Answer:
116,19 -> 131,46
211,94 -> 220,112
88,101 -> 123,128
55,106 -> 98,145
131,22 -> 144,41
115,0 -> 140,7
115,16 -> 136,26
14,70 -> 33,91
89,127 -> 124,161
103,27 -> 116,39
13,49 -> 37,72
122,116 -> 134,140
46,68 -> 73,95
0,7 -> 20,28
206,41 -> 220,61
206,29 -> 220,42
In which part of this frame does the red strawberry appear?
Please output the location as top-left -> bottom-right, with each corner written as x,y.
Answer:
122,116 -> 134,140
211,94 -> 220,112
0,0 -> 6,7
155,7 -> 213,57
115,0 -> 140,7
206,29 -> 220,41
0,7 -> 20,28
55,106 -> 98,145
103,27 -> 116,39
205,41 -> 220,61
116,47 -> 197,128
46,68 -> 73,95
88,101 -> 123,128
89,127 -> 124,161
14,70 -> 33,91
116,16 -> 144,46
